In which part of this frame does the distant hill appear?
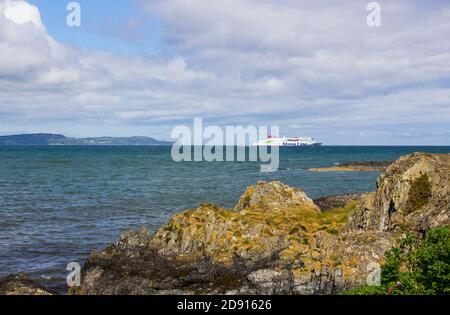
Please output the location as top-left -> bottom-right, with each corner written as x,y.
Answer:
0,134 -> 173,146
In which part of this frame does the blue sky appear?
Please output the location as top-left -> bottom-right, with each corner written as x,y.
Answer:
0,0 -> 449,144
28,0 -> 164,55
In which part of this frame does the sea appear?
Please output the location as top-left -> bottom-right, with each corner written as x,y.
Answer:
1,145 -> 449,291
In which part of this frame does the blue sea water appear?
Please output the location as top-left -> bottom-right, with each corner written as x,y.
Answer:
0,145 -> 449,289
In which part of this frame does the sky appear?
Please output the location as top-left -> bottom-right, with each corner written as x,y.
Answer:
0,0 -> 449,145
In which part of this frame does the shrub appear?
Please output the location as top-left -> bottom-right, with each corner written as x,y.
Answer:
345,226 -> 449,295
404,174 -> 432,214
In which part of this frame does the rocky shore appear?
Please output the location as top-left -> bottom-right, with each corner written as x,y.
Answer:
1,152 -> 448,295
0,274 -> 53,295
308,161 -> 393,172
77,152 -> 448,295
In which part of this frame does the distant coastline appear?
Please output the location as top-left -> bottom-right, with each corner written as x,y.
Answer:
0,133 -> 173,146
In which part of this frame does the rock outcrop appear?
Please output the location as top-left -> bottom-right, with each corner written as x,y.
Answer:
346,153 -> 450,235
309,161 -> 393,172
314,193 -> 367,211
78,153 -> 449,295
0,274 -> 53,295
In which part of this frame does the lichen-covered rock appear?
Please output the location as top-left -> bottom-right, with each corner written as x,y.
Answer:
234,181 -> 319,212
151,181 -> 322,263
0,274 -> 53,295
346,153 -> 450,234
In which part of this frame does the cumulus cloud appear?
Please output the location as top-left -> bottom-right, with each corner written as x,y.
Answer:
3,0 -> 43,28
0,0 -> 214,133
0,0 -> 449,144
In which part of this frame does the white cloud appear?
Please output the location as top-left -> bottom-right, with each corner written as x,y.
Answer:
3,0 -> 43,29
0,0 -> 449,144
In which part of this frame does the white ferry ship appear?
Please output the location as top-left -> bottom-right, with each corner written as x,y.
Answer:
252,136 -> 322,147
